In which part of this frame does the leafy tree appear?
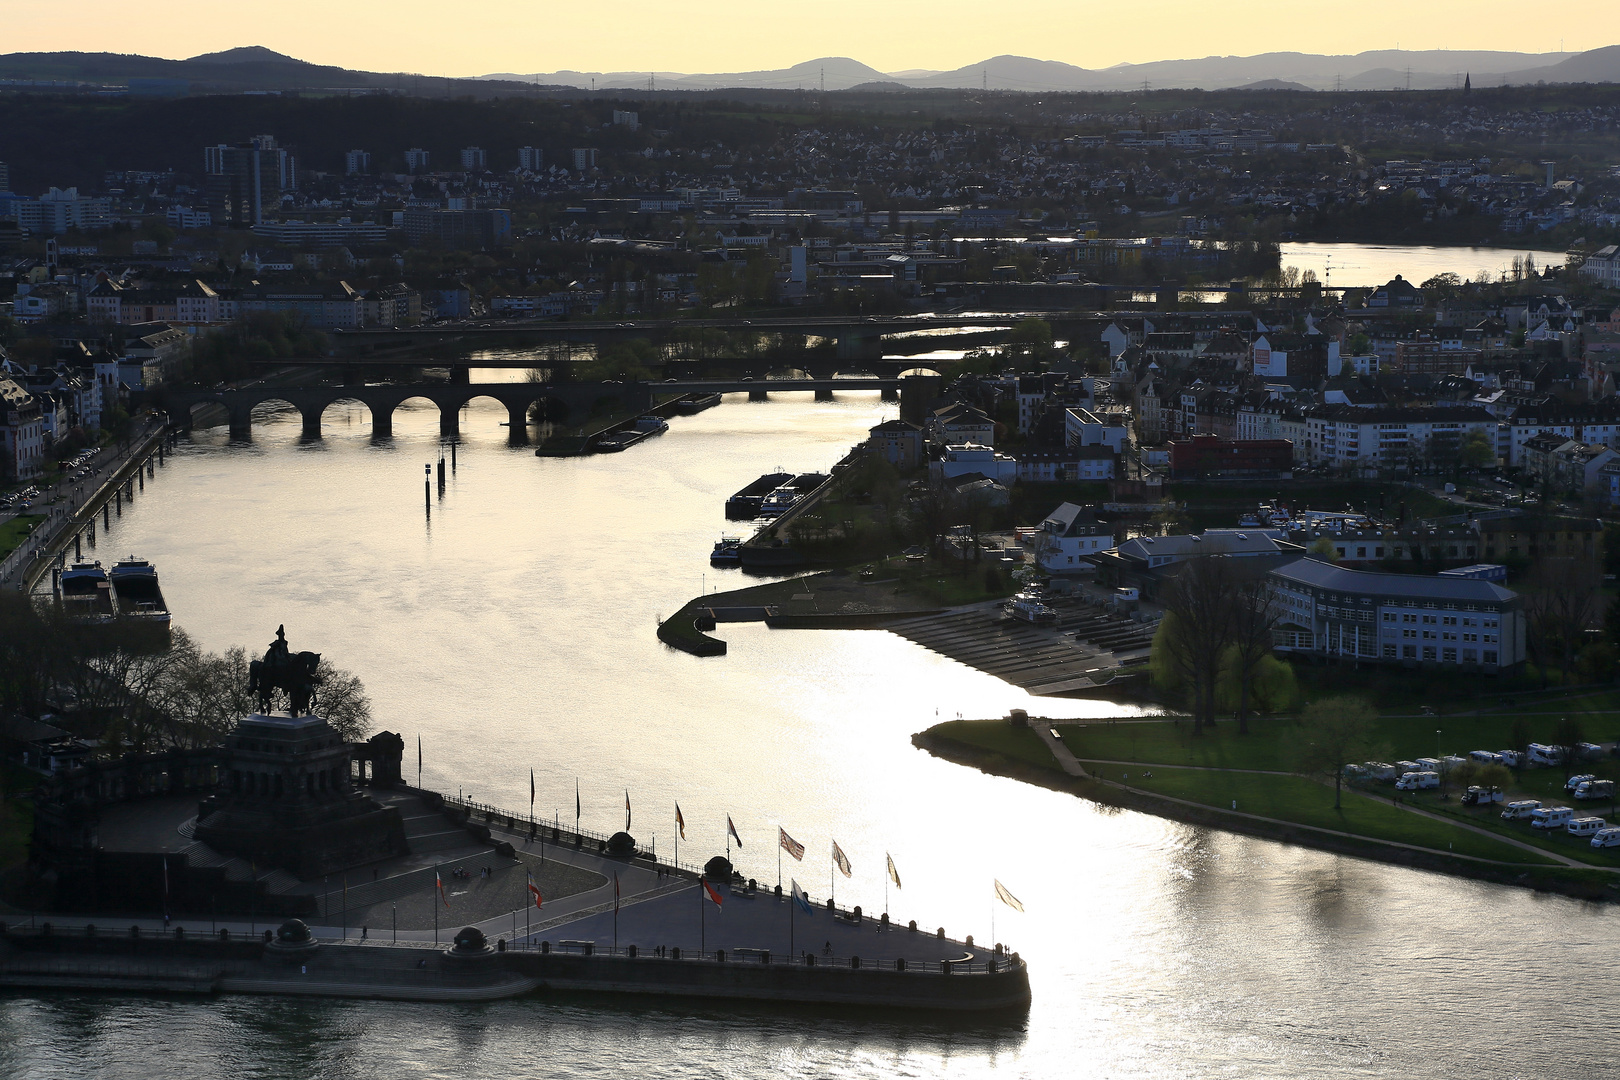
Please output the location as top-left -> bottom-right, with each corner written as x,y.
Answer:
1459,430 -> 1497,470
1156,556 -> 1241,733
1225,573 -> 1285,733
1283,696 -> 1385,809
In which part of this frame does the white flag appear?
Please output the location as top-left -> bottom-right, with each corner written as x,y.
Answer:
994,879 -> 1024,913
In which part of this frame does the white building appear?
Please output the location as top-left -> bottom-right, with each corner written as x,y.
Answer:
1033,502 -> 1110,574
1270,557 -> 1524,670
1300,405 -> 1495,470
1063,407 -> 1128,453
929,443 -> 1017,485
460,147 -> 487,171
0,376 -> 45,479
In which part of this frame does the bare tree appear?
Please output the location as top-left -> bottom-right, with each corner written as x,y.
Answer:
1227,572 -> 1283,735
1524,557 -> 1600,687
1157,555 -> 1240,734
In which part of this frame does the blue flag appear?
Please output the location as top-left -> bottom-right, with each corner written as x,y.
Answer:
791,878 -> 813,914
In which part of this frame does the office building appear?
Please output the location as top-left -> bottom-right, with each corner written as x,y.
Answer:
344,150 -> 371,176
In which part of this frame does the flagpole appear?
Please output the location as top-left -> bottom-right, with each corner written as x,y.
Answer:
700,880 -> 706,956
434,863 -> 439,945
789,885 -> 795,961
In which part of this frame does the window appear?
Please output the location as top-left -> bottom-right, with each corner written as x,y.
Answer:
1443,648 -> 1457,662
1463,649 -> 1477,662
1383,644 -> 1397,658
1484,650 -> 1498,665
1423,646 -> 1437,661
1383,612 -> 1396,623
1403,645 -> 1417,659
1442,616 -> 1457,626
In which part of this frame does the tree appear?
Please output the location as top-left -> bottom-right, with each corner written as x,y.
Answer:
1156,556 -> 1241,734
1524,557 -> 1600,687
1225,572 -> 1284,734
1553,716 -> 1586,782
1284,696 -> 1385,809
1459,430 -> 1497,471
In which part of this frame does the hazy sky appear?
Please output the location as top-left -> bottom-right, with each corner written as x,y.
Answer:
4,0 -> 1602,75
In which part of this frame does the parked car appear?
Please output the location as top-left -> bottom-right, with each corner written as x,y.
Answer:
1461,786 -> 1504,805
1395,771 -> 1440,791
1590,827 -> 1620,849
1501,800 -> 1542,820
1565,774 -> 1597,793
1567,817 -> 1608,838
1573,780 -> 1615,801
1531,806 -> 1576,830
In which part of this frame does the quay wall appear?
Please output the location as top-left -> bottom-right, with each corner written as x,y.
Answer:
0,927 -> 1030,1012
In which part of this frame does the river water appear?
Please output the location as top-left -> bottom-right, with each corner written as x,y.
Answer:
1277,242 -> 1567,289
5,392 -> 1616,1079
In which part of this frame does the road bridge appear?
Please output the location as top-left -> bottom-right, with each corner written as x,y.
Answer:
156,375 -> 936,442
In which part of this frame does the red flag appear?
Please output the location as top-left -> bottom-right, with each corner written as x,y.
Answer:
436,870 -> 450,909
700,876 -> 724,907
528,872 -> 542,910
613,871 -> 621,912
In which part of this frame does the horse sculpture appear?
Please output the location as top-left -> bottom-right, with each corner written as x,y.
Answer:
248,625 -> 323,715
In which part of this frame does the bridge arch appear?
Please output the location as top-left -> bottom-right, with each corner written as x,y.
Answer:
384,394 -> 449,440
315,396 -> 374,439
448,393 -> 514,442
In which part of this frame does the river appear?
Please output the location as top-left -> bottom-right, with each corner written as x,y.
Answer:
1277,242 -> 1567,289
4,392 -> 1616,1079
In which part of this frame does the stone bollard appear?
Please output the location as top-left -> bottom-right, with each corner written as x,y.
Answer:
908,920 -> 917,932
936,927 -> 945,939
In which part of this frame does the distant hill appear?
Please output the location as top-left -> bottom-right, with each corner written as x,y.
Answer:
499,45 -> 1618,93
0,43 -> 1616,98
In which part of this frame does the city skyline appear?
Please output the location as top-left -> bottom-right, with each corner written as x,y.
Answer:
1,0 -> 1608,80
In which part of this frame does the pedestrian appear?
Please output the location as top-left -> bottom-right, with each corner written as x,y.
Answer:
361,926 -> 367,939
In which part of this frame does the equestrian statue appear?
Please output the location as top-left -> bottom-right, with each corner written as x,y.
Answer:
248,625 -> 323,715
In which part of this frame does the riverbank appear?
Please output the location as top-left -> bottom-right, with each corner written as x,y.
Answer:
915,721 -> 1620,904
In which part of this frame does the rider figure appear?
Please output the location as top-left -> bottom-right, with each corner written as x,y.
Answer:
266,625 -> 290,671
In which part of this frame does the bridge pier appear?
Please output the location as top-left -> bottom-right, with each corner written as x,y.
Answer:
881,385 -> 900,403
748,388 -> 769,402
371,408 -> 393,439
440,408 -> 460,439
300,407 -> 322,440
449,365 -> 470,385
814,388 -> 834,402
228,407 -> 253,439
505,403 -> 530,445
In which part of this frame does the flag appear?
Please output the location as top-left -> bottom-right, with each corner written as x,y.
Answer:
701,876 -> 724,907
779,827 -> 805,861
417,735 -> 421,776
614,871 -> 621,912
791,878 -> 813,914
625,790 -> 631,832
436,870 -> 450,909
832,840 -> 852,879
887,853 -> 902,890
530,768 -> 535,810
727,815 -> 742,847
528,872 -> 542,910
675,803 -> 686,841
994,879 -> 1024,913
576,780 -> 581,823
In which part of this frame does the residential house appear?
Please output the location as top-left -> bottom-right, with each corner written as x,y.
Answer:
868,418 -> 923,469
1032,502 -> 1111,574
0,375 -> 44,479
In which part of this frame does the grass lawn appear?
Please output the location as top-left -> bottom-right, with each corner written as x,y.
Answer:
930,719 -> 1062,771
1397,787 -> 1620,868
1077,763 -> 1557,865
1055,713 -> 1620,773
0,514 -> 44,559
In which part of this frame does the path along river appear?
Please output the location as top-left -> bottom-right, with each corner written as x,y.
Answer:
4,388 -> 1616,1080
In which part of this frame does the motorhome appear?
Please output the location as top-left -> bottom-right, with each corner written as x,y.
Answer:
1566,817 -> 1608,838
1461,786 -> 1504,806
1574,780 -> 1615,801
1590,827 -> 1620,849
1531,806 -> 1575,830
1501,800 -> 1542,820
1527,744 -> 1565,766
1395,771 -> 1440,791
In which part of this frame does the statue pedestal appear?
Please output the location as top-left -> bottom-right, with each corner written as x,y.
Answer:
195,713 -> 407,880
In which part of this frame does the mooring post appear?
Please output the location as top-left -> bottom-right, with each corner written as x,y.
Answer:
115,490 -> 121,515
450,441 -> 457,471
425,464 -> 431,514
74,533 -> 81,560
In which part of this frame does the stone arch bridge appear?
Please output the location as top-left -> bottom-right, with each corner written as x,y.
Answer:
159,382 -> 651,442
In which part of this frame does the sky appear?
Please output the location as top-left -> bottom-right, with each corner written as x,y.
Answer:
1,0 -> 1607,76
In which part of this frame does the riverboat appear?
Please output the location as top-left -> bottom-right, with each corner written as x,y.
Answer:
757,487 -> 800,518
725,471 -> 793,518
1004,592 -> 1058,624
109,557 -> 172,627
60,561 -> 116,623
710,537 -> 743,565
